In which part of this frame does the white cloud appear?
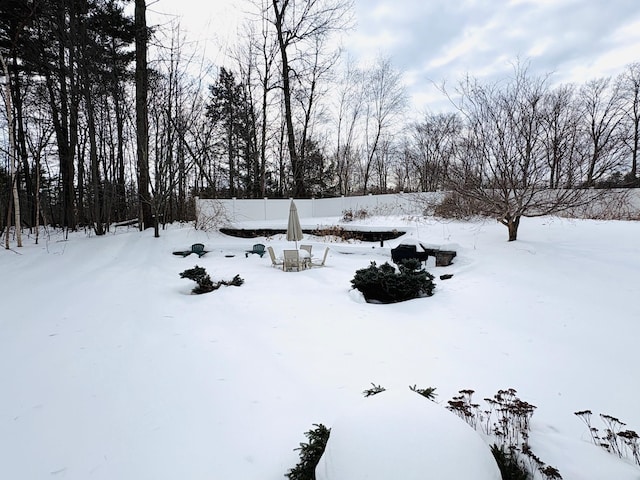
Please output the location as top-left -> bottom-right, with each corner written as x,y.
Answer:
349,0 -> 640,111
154,0 -> 640,112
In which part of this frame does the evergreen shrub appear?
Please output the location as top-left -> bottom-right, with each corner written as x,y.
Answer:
179,266 -> 244,294
350,258 -> 435,303
286,424 -> 331,480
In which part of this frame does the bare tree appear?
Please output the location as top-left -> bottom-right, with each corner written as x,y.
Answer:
294,34 -> 338,192
146,21 -> 213,235
77,0 -> 104,235
618,63 -> 640,182
446,65 -> 601,241
360,56 -> 407,194
1,54 -> 22,247
409,112 -> 461,191
232,22 -> 268,198
333,55 -> 364,195
579,77 -> 625,186
539,84 -> 581,188
372,135 -> 398,193
25,109 -> 54,245
267,0 -> 352,197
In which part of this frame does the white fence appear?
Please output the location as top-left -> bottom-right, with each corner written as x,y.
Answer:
195,193 -> 444,227
195,190 -> 640,227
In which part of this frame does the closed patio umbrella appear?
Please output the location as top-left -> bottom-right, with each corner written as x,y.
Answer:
286,200 -> 303,248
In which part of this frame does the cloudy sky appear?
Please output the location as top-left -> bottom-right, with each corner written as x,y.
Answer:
150,0 -> 640,112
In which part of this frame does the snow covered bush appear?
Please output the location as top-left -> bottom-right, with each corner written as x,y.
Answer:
180,266 -> 215,294
179,266 -> 244,294
447,388 -> 562,480
350,259 -> 435,303
286,424 -> 331,480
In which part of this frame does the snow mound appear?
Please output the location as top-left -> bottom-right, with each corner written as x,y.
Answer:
316,389 -> 501,480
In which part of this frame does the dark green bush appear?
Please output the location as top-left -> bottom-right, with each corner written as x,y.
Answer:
180,265 -> 215,294
286,424 -> 331,480
179,266 -> 244,294
409,384 -> 437,400
362,383 -> 386,397
350,259 -> 435,303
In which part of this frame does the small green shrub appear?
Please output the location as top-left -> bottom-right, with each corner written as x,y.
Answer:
179,266 -> 244,294
351,259 -> 435,303
362,383 -> 386,397
180,266 -> 215,294
409,384 -> 437,400
364,383 -> 437,401
286,424 -> 331,480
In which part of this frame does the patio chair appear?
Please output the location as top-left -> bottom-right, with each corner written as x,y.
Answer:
245,243 -> 266,258
283,249 -> 302,272
191,243 -> 206,257
310,247 -> 329,267
173,243 -> 207,258
267,246 -> 284,268
300,244 -> 312,255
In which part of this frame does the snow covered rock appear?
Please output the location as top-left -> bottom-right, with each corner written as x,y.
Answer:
316,389 -> 501,480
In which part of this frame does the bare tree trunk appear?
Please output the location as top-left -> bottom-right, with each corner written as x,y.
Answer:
1,55 -> 22,248
78,3 -> 104,235
499,214 -> 521,242
35,155 -> 41,245
4,193 -> 12,250
271,0 -> 303,197
10,49 -> 34,228
135,0 -> 153,230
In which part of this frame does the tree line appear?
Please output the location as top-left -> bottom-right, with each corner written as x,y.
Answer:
2,0 -> 639,243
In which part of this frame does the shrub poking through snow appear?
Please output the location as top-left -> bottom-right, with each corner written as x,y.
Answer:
362,383 -> 387,397
447,388 -> 562,480
351,259 -> 435,303
286,424 -> 331,480
491,444 -> 530,480
341,207 -> 369,222
287,385 -> 563,480
179,266 -> 244,294
409,384 -> 437,400
574,410 -> 640,466
180,266 -> 214,293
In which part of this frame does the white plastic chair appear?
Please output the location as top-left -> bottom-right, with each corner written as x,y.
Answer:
283,249 -> 302,272
311,247 -> 329,267
267,246 -> 283,268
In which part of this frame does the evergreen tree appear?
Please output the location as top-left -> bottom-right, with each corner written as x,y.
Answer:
206,68 -> 258,197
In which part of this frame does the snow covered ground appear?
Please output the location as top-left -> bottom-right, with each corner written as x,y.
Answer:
1,215 -> 640,479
